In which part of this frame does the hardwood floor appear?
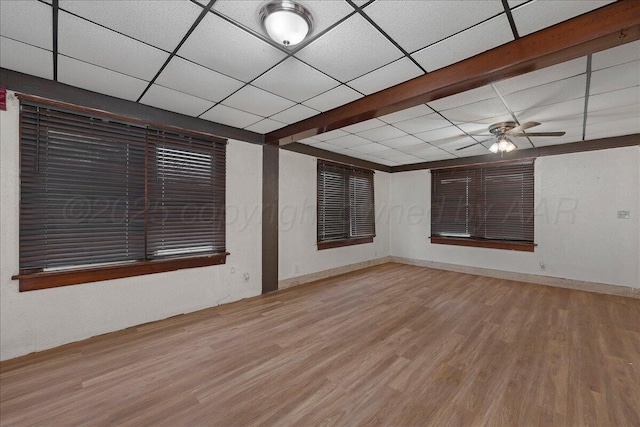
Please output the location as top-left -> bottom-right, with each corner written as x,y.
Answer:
1,263 -> 639,426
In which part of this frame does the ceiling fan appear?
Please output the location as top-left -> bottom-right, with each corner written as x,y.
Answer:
457,121 -> 566,153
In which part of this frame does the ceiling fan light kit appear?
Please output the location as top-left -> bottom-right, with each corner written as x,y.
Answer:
457,121 -> 566,154
260,0 -> 314,47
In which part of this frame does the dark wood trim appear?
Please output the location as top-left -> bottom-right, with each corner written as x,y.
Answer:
1,68 -> 262,145
393,134 -> 640,172
13,253 -> 230,292
430,157 -> 535,172
262,144 -> 279,294
282,142 -> 392,173
52,0 -> 59,81
266,1 -> 640,145
317,237 -> 374,250
430,237 -> 535,252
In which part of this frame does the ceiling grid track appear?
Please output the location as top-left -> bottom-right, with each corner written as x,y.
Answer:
501,0 -> 520,40
582,54 -> 593,141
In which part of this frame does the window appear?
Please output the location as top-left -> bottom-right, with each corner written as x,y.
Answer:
430,160 -> 535,251
317,160 -> 375,249
14,101 -> 227,291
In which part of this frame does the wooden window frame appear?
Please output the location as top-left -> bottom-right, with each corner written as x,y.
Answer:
430,159 -> 536,252
12,96 -> 229,291
317,159 -> 375,250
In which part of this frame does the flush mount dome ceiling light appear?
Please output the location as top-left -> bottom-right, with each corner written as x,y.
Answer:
260,0 -> 313,47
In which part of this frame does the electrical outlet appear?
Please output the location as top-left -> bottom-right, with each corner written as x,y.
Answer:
617,210 -> 630,219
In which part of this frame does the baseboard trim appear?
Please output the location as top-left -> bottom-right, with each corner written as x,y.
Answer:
278,256 -> 392,290
389,256 -> 640,299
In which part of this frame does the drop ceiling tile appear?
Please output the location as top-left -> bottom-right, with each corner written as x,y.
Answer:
307,141 -> 341,151
213,0 -> 353,43
375,158 -> 401,166
516,98 -> 585,123
428,86 -> 497,112
504,74 -> 587,112
155,57 -> 244,103
511,0 -> 614,37
415,149 -> 456,162
342,118 -> 386,134
588,87 -> 640,113
0,37 -> 53,80
223,85 -> 295,117
253,58 -> 339,103
178,12 -> 286,82
586,117 -> 640,140
299,137 -> 322,145
379,104 -> 433,124
414,126 -> 465,143
393,114 -> 452,135
412,14 -> 513,72
455,114 -> 514,135
397,143 -> 439,156
245,118 -> 286,133
432,135 -> 481,151
140,84 -> 214,117
270,104 -> 319,124
592,40 -> 640,71
440,98 -> 509,123
58,55 -> 147,101
329,135 -> 373,149
356,125 -> 407,142
363,0 -> 504,53
200,104 -> 262,128
303,85 -> 363,112
58,11 -> 169,80
0,0 -> 52,50
295,14 -> 403,82
347,57 -> 423,95
589,61 -> 640,96
455,145 -> 495,157
379,135 -> 425,150
381,154 -> 422,165
494,57 -> 587,95
374,148 -> 405,160
350,143 -> 391,154
59,0 -> 201,52
587,105 -> 640,127
517,115 -> 584,141
315,129 -> 350,141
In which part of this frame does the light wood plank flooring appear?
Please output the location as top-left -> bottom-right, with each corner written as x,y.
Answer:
1,263 -> 639,426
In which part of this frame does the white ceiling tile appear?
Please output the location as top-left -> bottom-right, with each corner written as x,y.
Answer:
0,0 -> 52,50
59,0 -> 201,52
440,98 -> 509,123
295,14 -> 403,82
178,12 -> 287,82
592,40 -> 640,71
363,0 -> 504,53
0,37 -> 52,80
504,74 -> 587,112
58,55 -> 147,101
414,126 -> 465,143
428,86 -> 497,111
374,148 -> 405,160
341,118 -> 386,133
303,84 -> 363,112
356,125 -> 407,142
223,85 -> 295,117
518,115 -> 584,140
140,84 -> 214,117
494,57 -> 587,95
455,145 -> 495,157
412,14 -> 513,72
397,143 -> 439,156
315,129 -> 350,141
516,98 -> 585,123
586,117 -> 640,140
393,113 -> 451,134
58,11 -> 169,80
350,143 -> 390,154
587,105 -> 640,127
270,104 -> 319,124
299,137 -> 322,145
380,154 -> 422,165
200,104 -> 262,128
589,61 -> 640,96
213,0 -> 353,44
347,57 -> 423,95
511,0 -> 614,37
373,158 -> 400,166
455,114 -> 514,134
588,87 -> 640,113
329,135 -> 373,149
155,57 -> 244,103
253,58 -> 339,103
415,149 -> 456,162
379,135 -> 425,150
431,135 -> 481,151
244,118 -> 286,133
306,141 -> 341,151
378,104 -> 433,124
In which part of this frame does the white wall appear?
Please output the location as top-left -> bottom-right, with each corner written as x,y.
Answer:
278,150 -> 390,280
0,92 -> 263,361
390,146 -> 640,288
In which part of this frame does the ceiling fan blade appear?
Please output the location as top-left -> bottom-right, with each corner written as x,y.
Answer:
511,131 -> 566,137
455,137 -> 493,151
507,121 -> 541,134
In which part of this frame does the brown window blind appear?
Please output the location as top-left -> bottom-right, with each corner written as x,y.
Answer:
19,102 -> 226,274
317,160 -> 375,243
431,160 -> 534,243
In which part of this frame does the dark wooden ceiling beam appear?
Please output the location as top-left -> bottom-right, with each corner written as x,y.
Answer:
266,0 -> 640,146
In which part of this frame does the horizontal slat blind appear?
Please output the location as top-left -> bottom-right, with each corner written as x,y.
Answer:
317,160 -> 374,243
147,129 -> 226,258
20,104 -> 146,270
431,160 -> 534,242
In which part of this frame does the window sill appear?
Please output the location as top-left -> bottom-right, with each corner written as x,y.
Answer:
12,252 -> 230,292
430,236 -> 536,252
317,236 -> 374,250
